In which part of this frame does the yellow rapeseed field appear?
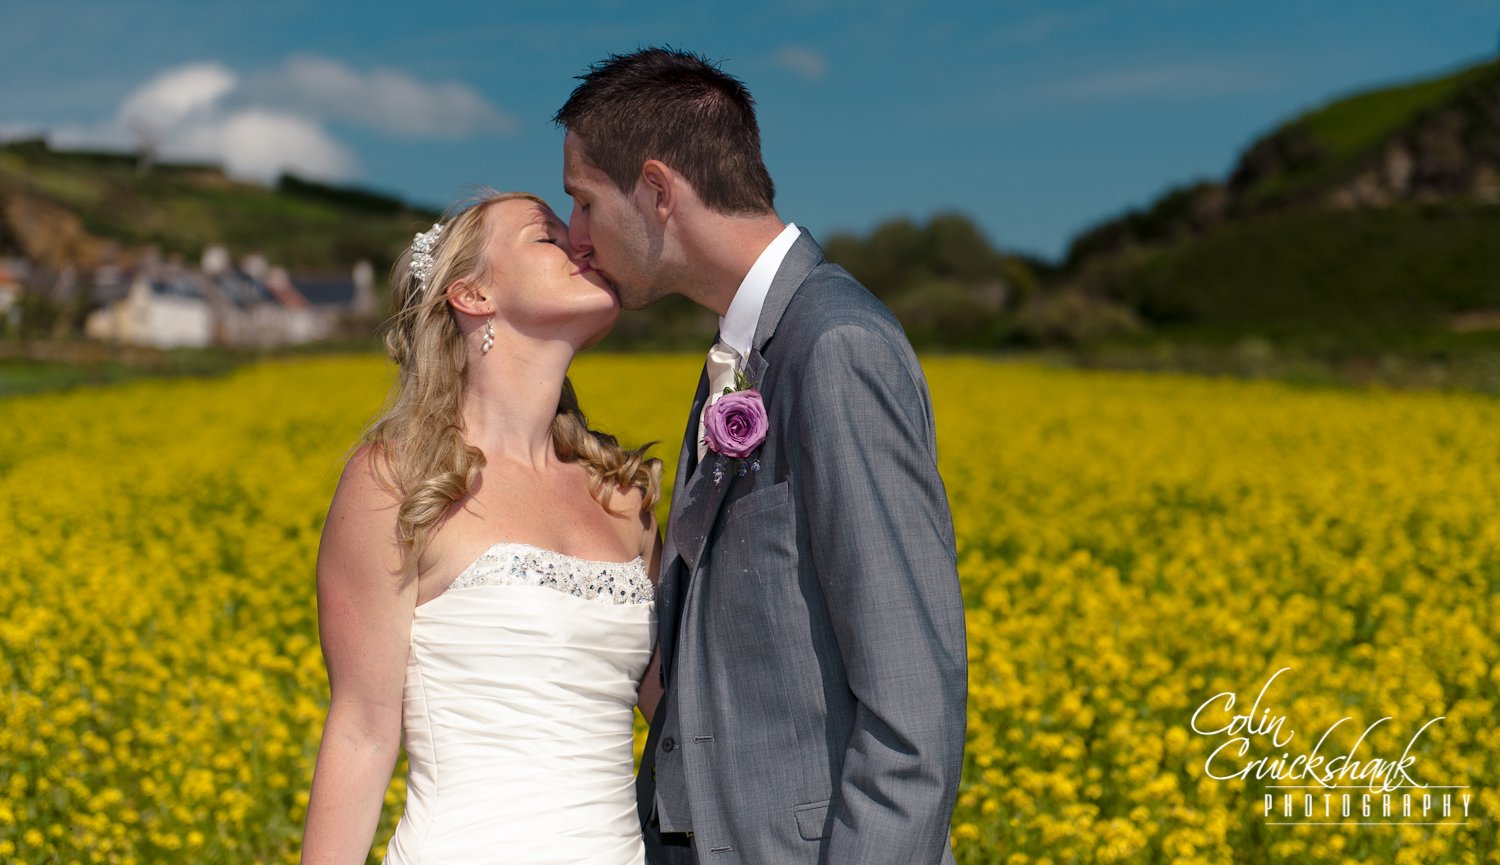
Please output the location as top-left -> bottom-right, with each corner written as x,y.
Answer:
0,354 -> 1495,864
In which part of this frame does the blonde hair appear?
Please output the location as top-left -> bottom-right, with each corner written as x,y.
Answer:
364,189 -> 661,573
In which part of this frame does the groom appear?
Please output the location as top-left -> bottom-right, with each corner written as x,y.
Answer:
556,48 -> 967,864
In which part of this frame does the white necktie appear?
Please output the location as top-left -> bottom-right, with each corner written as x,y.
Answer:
697,340 -> 741,463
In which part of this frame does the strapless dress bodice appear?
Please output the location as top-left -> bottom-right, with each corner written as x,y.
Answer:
382,542 -> 656,865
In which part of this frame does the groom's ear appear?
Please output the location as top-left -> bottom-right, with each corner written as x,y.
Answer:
639,159 -> 676,223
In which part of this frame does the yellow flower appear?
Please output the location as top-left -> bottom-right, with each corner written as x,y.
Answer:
2,356 -> 1496,863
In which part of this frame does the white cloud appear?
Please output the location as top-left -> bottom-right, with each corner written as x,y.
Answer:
0,123 -> 46,142
175,108 -> 357,184
118,63 -> 236,135
985,10 -> 1099,47
773,45 -> 829,81
18,55 -> 514,186
243,55 -> 517,138
1043,63 -> 1275,103
86,61 -> 355,183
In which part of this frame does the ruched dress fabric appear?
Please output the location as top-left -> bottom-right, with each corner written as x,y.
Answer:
381,542 -> 656,865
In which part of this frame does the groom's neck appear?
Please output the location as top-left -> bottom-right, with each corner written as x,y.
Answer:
678,211 -> 787,317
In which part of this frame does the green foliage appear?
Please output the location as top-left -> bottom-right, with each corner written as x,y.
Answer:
825,212 -> 1014,298
1063,181 -> 1221,266
823,212 -> 1034,348
276,174 -> 414,215
1100,204 -> 1500,351
1011,289 -> 1143,347
0,353 -> 233,396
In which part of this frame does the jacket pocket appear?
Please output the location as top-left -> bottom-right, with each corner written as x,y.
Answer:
725,478 -> 790,521
793,799 -> 830,841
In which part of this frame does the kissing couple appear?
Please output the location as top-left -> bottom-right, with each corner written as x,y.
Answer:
301,47 -> 968,865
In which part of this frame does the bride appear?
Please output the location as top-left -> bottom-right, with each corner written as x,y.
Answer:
301,190 -> 663,864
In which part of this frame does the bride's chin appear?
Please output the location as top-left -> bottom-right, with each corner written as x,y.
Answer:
577,267 -> 614,292
579,315 -> 618,349
571,298 -> 619,344
594,283 -> 622,315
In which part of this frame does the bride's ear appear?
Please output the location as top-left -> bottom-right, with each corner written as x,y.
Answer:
445,278 -> 492,317
639,159 -> 676,223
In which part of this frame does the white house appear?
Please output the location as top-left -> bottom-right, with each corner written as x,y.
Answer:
0,258 -> 25,334
85,247 -> 376,348
85,268 -> 215,348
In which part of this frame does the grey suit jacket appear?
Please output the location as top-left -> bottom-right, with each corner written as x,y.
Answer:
638,231 -> 967,865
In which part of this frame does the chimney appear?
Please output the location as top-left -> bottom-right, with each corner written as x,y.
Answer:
352,259 -> 375,317
241,254 -> 269,282
201,244 -> 231,276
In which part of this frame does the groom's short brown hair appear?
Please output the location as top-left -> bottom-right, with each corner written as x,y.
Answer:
554,47 -> 776,215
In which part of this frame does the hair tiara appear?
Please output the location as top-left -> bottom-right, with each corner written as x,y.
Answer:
409,222 -> 445,293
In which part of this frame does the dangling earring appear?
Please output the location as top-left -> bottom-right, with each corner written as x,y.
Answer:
480,316 -> 495,355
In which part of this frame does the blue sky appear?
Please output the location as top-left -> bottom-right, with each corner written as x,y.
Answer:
1,0 -> 1496,259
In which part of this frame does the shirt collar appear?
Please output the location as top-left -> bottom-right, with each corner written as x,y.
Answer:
719,222 -> 799,357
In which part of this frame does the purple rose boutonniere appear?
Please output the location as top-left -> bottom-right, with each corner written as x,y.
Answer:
702,370 -> 767,484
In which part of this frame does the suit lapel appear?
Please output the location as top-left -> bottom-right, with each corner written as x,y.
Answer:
743,347 -> 768,390
669,443 -> 732,572
752,230 -> 823,353
657,363 -> 708,680
663,364 -> 708,563
666,230 -> 826,575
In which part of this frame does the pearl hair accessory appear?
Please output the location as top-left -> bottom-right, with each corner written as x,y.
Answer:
409,222 -> 445,294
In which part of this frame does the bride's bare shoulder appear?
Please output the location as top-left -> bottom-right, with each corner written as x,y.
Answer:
342,437 -> 393,485
609,481 -> 650,517
615,482 -> 660,564
338,441 -> 401,503
319,442 -> 405,577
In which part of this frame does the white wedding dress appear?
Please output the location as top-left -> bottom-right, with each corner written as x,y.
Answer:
382,542 -> 656,865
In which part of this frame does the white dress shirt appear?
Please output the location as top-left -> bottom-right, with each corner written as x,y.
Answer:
717,222 -> 800,357
693,223 -> 800,464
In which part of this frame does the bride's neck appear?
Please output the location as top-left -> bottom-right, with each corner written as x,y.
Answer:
460,336 -> 574,470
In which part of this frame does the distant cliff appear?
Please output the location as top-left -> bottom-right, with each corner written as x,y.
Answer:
1047,59 -> 1500,349
1067,60 -> 1500,264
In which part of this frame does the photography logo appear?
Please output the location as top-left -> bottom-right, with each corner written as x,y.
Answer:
1189,667 -> 1475,827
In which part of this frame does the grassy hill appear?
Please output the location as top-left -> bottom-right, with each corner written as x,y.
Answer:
1053,58 -> 1500,367
1101,205 -> 1500,347
0,139 -> 435,272
1233,60 -> 1500,210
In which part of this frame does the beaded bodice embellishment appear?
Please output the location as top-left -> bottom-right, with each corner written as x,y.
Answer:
444,542 -> 653,606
